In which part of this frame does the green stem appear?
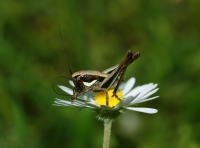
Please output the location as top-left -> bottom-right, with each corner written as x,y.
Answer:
103,119 -> 112,148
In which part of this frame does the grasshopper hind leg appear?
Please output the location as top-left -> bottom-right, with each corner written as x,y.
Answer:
94,88 -> 122,107
112,93 -> 122,101
105,91 -> 109,106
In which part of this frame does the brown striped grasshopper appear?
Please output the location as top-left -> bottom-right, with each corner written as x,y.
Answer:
70,50 -> 140,106
55,27 -> 140,106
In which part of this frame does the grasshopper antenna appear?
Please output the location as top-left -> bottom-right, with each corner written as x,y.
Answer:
52,76 -> 72,96
59,23 -> 73,75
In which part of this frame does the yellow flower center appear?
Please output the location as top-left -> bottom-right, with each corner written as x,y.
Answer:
94,89 -> 123,108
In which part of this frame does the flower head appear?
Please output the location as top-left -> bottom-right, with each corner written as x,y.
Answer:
54,77 -> 159,121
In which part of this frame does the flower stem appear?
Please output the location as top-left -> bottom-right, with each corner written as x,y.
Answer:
103,119 -> 112,148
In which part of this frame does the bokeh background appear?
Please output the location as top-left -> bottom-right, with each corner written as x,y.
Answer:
0,0 -> 200,148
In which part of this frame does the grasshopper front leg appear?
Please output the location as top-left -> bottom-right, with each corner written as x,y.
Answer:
71,86 -> 93,100
93,88 -> 109,106
93,88 -> 122,107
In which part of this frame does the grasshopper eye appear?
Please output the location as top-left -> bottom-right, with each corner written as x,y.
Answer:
83,80 -> 98,87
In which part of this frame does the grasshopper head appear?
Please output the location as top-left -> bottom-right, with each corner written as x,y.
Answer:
72,76 -> 85,94
70,76 -> 84,101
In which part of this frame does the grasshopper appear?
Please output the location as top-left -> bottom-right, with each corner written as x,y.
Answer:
70,50 -> 140,106
55,27 -> 140,106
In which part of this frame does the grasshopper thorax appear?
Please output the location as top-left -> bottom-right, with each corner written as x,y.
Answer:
71,70 -> 107,94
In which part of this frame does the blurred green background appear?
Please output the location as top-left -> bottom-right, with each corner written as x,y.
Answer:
0,0 -> 200,148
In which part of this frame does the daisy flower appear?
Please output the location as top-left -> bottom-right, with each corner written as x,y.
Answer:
54,77 -> 159,121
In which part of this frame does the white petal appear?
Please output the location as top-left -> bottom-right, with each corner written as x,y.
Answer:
78,92 -> 94,101
85,102 -> 99,108
58,85 -> 73,95
78,95 -> 92,101
122,78 -> 135,95
136,96 -> 159,104
69,80 -> 75,87
113,100 -> 124,110
137,84 -> 158,99
54,99 -> 76,106
71,100 -> 85,105
142,88 -> 159,98
131,88 -> 159,104
86,91 -> 94,98
119,82 -> 125,90
72,99 -> 95,108
121,94 -> 139,106
125,107 -> 158,114
124,83 -> 153,98
54,98 -> 92,108
137,88 -> 159,102
113,94 -> 139,110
